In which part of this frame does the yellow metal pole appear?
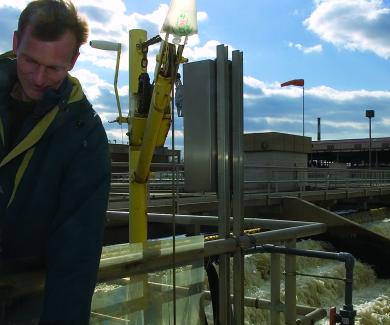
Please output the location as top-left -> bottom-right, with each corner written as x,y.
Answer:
129,29 -> 147,243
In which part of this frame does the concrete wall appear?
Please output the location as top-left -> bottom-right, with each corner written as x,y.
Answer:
244,132 -> 310,192
245,151 -> 308,192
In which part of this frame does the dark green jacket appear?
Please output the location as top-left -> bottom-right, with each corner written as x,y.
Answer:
0,58 -> 111,324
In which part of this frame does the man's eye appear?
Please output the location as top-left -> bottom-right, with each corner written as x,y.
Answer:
23,57 -> 37,65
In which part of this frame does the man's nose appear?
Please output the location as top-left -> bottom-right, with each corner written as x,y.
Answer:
32,65 -> 46,86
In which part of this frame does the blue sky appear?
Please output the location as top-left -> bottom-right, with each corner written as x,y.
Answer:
1,0 -> 390,150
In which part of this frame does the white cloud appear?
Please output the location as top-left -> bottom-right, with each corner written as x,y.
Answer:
98,111 -> 119,123
118,85 -> 129,97
379,118 -> 390,126
288,42 -> 323,54
106,128 -> 127,143
308,85 -> 390,101
244,75 -> 390,102
80,2 -> 209,72
0,0 -> 29,10
197,11 -> 208,22
244,76 -> 267,89
1,0 -> 213,74
321,120 -> 366,130
248,116 -> 302,125
183,40 -> 236,61
305,0 -> 390,59
244,76 -> 303,99
71,68 -> 113,100
167,129 -> 184,139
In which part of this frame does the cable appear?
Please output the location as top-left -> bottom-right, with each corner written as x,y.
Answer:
171,76 -> 177,325
205,258 -> 219,325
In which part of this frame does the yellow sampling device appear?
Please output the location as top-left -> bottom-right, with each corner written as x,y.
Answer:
91,0 -> 198,243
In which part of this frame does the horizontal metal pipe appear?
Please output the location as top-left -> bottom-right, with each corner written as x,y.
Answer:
0,223 -> 327,300
97,223 -> 326,283
296,308 -> 327,324
248,244 -> 351,262
112,162 -> 184,169
106,211 -> 321,229
244,165 -> 390,173
206,223 -> 327,255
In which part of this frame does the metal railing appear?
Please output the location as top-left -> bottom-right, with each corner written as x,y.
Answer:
111,163 -> 185,192
244,165 -> 390,194
0,213 -> 331,325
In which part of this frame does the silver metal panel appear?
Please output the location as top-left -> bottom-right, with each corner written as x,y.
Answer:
217,44 -> 232,325
284,239 -> 297,325
232,50 -> 245,325
183,60 -> 217,192
271,251 -> 281,325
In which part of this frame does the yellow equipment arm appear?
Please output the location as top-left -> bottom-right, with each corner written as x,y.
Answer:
129,32 -> 187,243
92,0 -> 198,243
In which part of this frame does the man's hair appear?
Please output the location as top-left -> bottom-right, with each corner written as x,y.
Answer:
17,0 -> 88,50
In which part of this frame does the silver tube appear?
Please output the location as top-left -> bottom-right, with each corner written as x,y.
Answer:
284,239 -> 297,325
232,49 -> 245,325
296,308 -> 327,324
106,211 -> 322,229
270,250 -> 281,325
216,44 -> 231,325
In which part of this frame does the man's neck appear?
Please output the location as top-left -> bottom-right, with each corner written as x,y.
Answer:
10,82 -> 35,103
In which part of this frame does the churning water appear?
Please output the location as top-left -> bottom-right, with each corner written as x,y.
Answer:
243,215 -> 390,325
92,211 -> 390,324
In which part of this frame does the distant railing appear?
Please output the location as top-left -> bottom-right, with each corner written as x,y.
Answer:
111,164 -> 390,195
111,163 -> 185,193
243,165 -> 390,194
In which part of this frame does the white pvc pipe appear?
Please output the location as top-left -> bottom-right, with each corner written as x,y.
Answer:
90,40 -> 120,51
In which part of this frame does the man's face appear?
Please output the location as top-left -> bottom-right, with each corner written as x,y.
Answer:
13,25 -> 79,101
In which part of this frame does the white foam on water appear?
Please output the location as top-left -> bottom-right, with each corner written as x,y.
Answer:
243,238 -> 390,325
363,218 -> 390,239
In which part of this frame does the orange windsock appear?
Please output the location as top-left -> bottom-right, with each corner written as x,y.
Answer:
281,79 -> 304,87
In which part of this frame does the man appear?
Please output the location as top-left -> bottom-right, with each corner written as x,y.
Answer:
0,0 -> 111,324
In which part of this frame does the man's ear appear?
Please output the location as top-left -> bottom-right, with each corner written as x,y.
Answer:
69,51 -> 80,70
12,31 -> 19,55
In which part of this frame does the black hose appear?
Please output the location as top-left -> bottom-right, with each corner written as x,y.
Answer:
205,258 -> 219,325
137,73 -> 153,115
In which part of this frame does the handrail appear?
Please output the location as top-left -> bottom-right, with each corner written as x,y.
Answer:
243,165 -> 390,194
0,219 -> 326,300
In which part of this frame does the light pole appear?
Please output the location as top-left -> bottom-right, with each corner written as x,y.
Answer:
281,79 -> 305,136
365,109 -> 375,169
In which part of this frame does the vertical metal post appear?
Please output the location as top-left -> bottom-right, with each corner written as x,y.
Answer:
302,87 -> 305,137
284,239 -> 297,325
270,252 -> 281,325
317,117 -> 321,141
365,109 -> 375,172
216,44 -> 231,325
376,151 -> 378,168
232,49 -> 244,325
369,117 -> 372,170
128,29 -> 148,243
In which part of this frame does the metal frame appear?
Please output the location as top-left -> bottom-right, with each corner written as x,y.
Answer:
231,49 -> 245,325
216,44 -> 232,325
0,213 -> 335,324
